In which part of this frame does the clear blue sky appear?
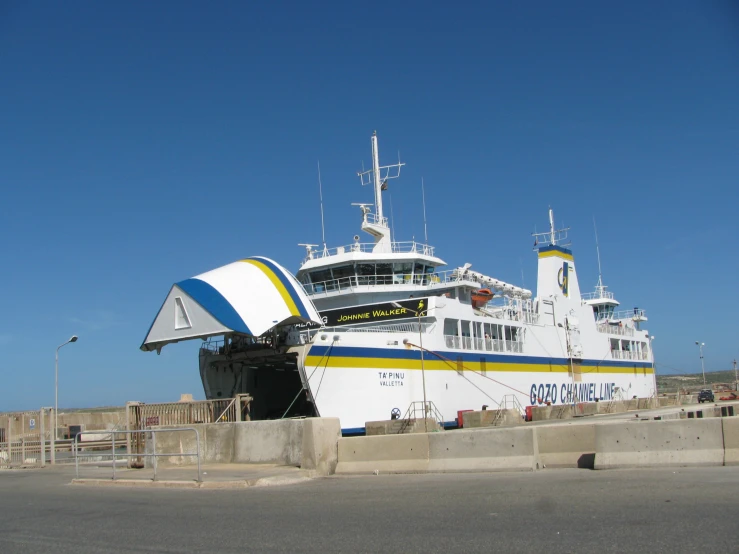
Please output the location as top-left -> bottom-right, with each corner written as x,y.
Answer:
1,1 -> 738,411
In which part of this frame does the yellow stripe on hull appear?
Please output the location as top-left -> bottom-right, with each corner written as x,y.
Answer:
305,355 -> 654,375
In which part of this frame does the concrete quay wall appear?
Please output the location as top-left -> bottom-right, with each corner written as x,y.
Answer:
336,427 -> 539,475
147,418 -> 341,475
427,427 -> 539,472
137,403 -> 739,477
721,417 -> 739,466
535,423 -> 596,469
594,419 -> 725,469
338,412 -> 739,475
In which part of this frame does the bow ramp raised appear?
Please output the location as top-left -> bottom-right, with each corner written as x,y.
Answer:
141,256 -> 322,353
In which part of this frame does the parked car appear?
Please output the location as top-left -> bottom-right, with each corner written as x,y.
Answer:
698,389 -> 714,403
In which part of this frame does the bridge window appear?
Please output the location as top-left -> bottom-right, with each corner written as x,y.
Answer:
309,269 -> 332,284
375,263 -> 392,285
357,263 -> 375,275
331,265 -> 354,280
393,263 -> 412,284
411,263 -> 423,284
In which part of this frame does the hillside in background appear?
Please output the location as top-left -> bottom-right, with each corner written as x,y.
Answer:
657,370 -> 739,394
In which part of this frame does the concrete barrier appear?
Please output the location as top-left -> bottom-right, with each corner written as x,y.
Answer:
149,418 -> 341,475
365,418 -> 440,435
335,434 -> 429,474
722,417 -> 739,466
233,420 -> 303,465
462,409 -> 521,428
427,427 -> 539,472
149,423 -> 234,467
301,418 -> 341,475
572,402 -> 598,416
536,423 -> 596,469
596,400 -> 627,414
530,405 -> 572,421
594,419 -> 724,469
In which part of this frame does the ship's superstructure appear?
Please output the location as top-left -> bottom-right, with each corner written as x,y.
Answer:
141,132 -> 656,431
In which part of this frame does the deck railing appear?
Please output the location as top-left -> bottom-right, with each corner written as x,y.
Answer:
611,350 -> 649,361
596,323 -> 635,337
594,308 -> 647,322
303,240 -> 435,263
581,290 -> 616,301
444,335 -> 523,354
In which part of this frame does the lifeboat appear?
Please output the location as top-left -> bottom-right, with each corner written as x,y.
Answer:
471,288 -> 494,308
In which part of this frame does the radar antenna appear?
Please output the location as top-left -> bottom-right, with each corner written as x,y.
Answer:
298,243 -> 318,260
350,202 -> 373,215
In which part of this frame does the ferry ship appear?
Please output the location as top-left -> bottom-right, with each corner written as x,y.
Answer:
141,132 -> 656,432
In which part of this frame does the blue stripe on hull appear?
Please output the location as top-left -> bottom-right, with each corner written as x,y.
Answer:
308,344 -> 653,369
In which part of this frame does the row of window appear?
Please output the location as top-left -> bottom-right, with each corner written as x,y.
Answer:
593,305 -> 616,320
444,319 -> 522,342
302,262 -> 436,285
610,339 -> 649,353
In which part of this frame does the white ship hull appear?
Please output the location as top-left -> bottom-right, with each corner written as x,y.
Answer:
303,312 -> 654,430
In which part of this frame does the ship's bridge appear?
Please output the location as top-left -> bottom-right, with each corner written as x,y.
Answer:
296,240 -> 446,296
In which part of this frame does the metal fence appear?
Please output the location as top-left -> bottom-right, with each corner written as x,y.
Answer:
75,428 -> 201,482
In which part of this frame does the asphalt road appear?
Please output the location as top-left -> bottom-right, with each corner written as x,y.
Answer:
1,465 -> 738,553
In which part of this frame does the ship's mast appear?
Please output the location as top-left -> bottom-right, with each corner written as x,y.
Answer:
371,132 -> 383,221
532,208 -> 570,249
549,208 -> 556,245
356,132 -> 405,249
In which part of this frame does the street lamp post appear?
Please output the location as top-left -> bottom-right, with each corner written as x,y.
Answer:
55,335 -> 78,439
695,341 -> 706,388
392,302 -> 430,432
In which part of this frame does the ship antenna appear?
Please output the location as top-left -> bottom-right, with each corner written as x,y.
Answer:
388,189 -> 396,243
594,216 -> 604,293
549,207 -> 556,245
421,177 -> 428,243
520,258 -> 525,289
317,160 -> 327,252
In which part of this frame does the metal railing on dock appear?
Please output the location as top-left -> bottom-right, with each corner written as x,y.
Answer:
75,428 -> 202,482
